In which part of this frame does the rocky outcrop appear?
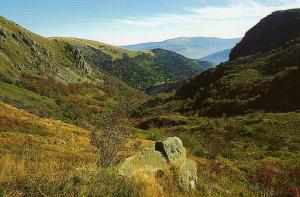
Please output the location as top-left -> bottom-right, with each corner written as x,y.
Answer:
230,9 -> 300,60
119,137 -> 197,191
0,29 -> 6,39
64,43 -> 92,75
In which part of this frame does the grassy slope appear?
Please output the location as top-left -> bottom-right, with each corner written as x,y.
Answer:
1,11 -> 300,196
53,37 -> 143,59
0,102 -> 175,197
0,102 -> 95,161
0,102 -> 141,196
0,16 -> 146,127
0,14 -> 206,129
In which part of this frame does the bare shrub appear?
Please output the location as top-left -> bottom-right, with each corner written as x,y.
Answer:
91,106 -> 132,168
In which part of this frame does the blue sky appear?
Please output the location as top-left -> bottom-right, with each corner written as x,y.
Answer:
1,0 -> 300,45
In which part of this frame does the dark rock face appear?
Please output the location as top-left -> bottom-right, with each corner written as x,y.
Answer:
230,9 -> 300,60
0,29 -> 6,38
64,43 -> 92,74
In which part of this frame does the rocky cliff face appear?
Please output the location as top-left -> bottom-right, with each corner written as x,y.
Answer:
230,9 -> 300,60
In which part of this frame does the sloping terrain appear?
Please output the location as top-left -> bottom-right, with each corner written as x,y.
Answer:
0,101 -> 95,162
130,10 -> 300,196
230,9 -> 300,60
0,15 -> 208,93
123,37 -> 241,59
57,38 -> 210,90
1,8 -> 300,197
132,112 -> 300,196
0,101 -> 142,196
171,9 -> 300,116
0,16 -> 210,128
0,15 -> 146,127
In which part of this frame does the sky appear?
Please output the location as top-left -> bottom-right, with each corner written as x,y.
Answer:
0,0 -> 300,45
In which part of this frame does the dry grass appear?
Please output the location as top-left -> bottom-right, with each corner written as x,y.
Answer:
0,101 -> 262,196
0,102 -> 99,194
0,101 -> 96,158
0,102 -> 162,196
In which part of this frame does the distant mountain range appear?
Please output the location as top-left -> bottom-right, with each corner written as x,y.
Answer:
200,48 -> 232,65
122,37 -> 241,59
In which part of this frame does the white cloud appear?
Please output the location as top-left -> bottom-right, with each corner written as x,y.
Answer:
114,0 -> 300,27
106,0 -> 300,44
191,0 -> 300,19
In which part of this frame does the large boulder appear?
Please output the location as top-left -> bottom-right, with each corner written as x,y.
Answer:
118,147 -> 166,176
118,137 -> 197,191
155,137 -> 186,162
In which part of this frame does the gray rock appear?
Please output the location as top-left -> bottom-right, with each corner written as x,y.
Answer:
118,147 -> 166,177
64,43 -> 92,75
119,137 -> 197,191
173,158 -> 197,191
155,137 -> 186,163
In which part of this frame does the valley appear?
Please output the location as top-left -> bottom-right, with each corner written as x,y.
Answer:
0,7 -> 300,197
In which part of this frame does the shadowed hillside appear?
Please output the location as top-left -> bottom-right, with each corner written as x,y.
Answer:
230,9 -> 300,60
172,9 -> 300,115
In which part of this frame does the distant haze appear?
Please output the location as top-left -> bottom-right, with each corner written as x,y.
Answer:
122,37 -> 241,59
200,48 -> 233,65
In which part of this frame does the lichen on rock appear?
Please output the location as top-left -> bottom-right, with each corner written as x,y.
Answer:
155,137 -> 186,162
118,137 -> 197,191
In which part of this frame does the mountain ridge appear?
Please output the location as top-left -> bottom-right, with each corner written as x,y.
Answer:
0,16 -> 208,91
230,9 -> 300,60
200,48 -> 232,65
122,37 -> 241,59
137,8 -> 300,116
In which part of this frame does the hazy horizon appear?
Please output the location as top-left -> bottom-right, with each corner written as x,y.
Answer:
1,0 -> 300,45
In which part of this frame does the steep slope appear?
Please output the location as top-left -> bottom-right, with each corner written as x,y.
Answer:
136,9 -> 300,116
0,16 -> 209,127
55,38 -> 209,90
123,37 -> 241,59
230,9 -> 300,60
176,37 -> 300,115
0,16 -> 145,127
174,9 -> 300,115
200,48 -> 232,65
0,101 -> 95,161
